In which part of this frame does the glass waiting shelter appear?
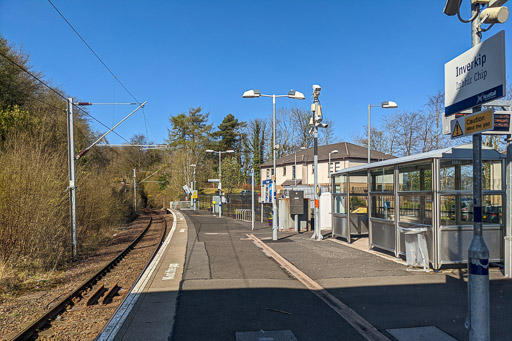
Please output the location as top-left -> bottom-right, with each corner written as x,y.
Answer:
331,144 -> 505,269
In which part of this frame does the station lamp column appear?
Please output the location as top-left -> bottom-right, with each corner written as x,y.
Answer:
310,85 -> 329,241
190,164 -> 197,210
328,149 -> 338,192
206,149 -> 234,217
367,101 -> 398,163
243,89 -> 305,241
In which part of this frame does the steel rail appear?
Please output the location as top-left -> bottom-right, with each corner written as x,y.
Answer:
11,211 -> 165,341
95,212 -> 169,339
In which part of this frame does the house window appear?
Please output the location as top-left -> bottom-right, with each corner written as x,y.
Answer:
283,166 -> 287,176
292,165 -> 296,179
335,162 -> 341,172
266,169 -> 270,179
311,166 -> 314,174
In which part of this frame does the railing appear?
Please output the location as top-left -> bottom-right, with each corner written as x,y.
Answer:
235,209 -> 252,222
178,201 -> 192,210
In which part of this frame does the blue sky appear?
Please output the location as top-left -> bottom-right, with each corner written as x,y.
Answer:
1,1 -> 510,145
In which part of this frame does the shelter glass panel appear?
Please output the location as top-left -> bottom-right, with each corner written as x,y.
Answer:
350,195 -> 368,213
398,163 -> 432,191
440,195 -> 456,225
371,195 -> 394,221
349,172 -> 368,194
440,195 -> 474,225
440,164 -> 456,191
333,174 -> 347,194
483,194 -> 503,224
460,165 -> 473,191
399,195 -> 432,224
482,161 -> 502,191
370,167 -> 394,192
334,195 -> 347,214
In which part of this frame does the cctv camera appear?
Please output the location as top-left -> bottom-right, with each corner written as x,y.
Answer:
443,0 -> 461,16
313,85 -> 321,93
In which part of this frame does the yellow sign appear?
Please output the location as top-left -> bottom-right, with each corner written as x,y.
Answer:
452,121 -> 463,138
450,109 -> 494,139
192,190 -> 197,199
465,109 -> 493,134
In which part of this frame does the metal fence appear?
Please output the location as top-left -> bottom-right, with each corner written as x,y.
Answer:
198,194 -> 273,224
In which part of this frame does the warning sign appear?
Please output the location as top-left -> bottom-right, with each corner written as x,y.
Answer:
450,109 -> 494,139
452,121 -> 463,138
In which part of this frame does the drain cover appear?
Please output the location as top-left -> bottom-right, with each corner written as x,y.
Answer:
235,330 -> 297,341
386,326 -> 457,341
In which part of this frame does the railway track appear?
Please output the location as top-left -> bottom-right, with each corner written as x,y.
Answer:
11,210 -> 169,341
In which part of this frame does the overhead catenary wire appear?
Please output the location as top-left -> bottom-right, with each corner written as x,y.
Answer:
46,0 -> 152,141
46,0 -> 140,104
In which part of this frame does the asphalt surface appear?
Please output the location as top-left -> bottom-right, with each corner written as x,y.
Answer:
171,210 -> 512,341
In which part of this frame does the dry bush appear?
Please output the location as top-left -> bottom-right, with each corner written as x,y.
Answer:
0,131 -> 68,272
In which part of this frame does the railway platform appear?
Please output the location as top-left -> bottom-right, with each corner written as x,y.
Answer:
100,209 -> 512,341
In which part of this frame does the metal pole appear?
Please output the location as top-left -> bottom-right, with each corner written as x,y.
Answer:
272,94 -> 278,240
219,151 -> 222,218
467,3 -> 489,339
328,152 -> 331,192
190,180 -> 193,209
66,98 -> 78,258
133,169 -> 136,212
294,152 -> 297,186
252,168 -> 255,230
506,135 -> 512,278
367,104 -> 371,164
194,166 -> 197,210
312,98 -> 322,241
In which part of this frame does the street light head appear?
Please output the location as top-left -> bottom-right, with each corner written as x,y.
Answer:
331,149 -> 339,154
226,150 -> 235,153
205,149 -> 214,153
190,164 -> 196,167
288,90 -> 305,100
242,89 -> 261,98
381,101 -> 398,109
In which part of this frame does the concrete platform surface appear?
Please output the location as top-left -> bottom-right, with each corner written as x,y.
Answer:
100,209 -> 512,341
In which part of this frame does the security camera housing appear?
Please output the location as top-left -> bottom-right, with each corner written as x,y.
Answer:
443,0 -> 461,16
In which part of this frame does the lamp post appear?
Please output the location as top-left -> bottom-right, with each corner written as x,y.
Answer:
206,149 -> 234,217
243,89 -> 305,241
294,146 -> 307,187
367,101 -> 398,163
328,149 -> 338,192
190,164 -> 197,210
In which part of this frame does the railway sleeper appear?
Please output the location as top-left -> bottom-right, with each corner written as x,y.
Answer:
86,284 -> 107,306
101,284 -> 121,305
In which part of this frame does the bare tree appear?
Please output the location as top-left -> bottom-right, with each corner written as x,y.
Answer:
425,91 -> 451,150
319,117 -> 338,146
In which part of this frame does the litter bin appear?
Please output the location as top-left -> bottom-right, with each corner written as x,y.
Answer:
398,226 -> 429,272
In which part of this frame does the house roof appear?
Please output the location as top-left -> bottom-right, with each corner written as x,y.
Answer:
259,142 -> 394,168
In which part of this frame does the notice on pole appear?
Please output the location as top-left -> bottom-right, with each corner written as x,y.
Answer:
451,109 -> 494,139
